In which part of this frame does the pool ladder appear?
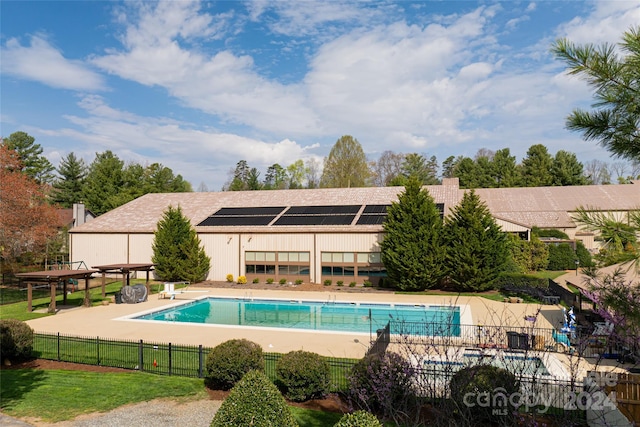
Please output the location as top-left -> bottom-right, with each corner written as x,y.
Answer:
243,292 -> 254,301
326,294 -> 336,305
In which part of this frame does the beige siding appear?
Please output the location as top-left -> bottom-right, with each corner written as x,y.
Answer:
128,234 -> 155,263
70,233 -> 128,267
200,234 -> 240,281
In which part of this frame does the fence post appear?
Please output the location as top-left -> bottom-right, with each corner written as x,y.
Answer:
168,343 -> 172,376
57,332 -> 60,362
199,345 -> 203,378
96,336 -> 100,366
139,339 -> 144,372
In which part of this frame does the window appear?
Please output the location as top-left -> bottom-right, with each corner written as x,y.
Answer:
246,251 -> 310,278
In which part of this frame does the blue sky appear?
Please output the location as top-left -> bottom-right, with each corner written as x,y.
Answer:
2,1 -> 639,191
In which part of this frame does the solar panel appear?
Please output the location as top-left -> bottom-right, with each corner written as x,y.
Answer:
273,215 -> 356,226
197,216 -> 275,226
285,205 -> 360,215
363,204 -> 390,214
213,207 -> 285,216
356,215 -> 387,225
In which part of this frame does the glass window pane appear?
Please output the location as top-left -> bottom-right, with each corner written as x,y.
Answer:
256,252 -> 265,261
279,265 -> 289,275
288,265 -> 300,275
266,265 -> 276,274
246,252 -> 255,261
369,252 -> 381,263
321,266 -> 332,275
344,266 -> 355,276
278,252 -> 288,261
256,265 -> 265,274
300,267 -> 310,275
321,252 -> 332,262
266,252 -> 276,262
357,253 -> 368,263
289,252 -> 298,262
246,265 -> 255,273
299,252 -> 310,262
333,266 -> 343,275
332,253 -> 343,263
343,252 -> 354,263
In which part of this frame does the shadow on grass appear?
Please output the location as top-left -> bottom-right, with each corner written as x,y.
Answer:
0,368 -> 48,411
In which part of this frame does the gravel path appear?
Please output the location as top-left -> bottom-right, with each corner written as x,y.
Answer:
2,399 -> 222,427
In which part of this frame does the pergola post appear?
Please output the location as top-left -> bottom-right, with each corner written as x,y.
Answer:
101,272 -> 106,298
145,270 -> 150,294
48,281 -> 57,313
84,276 -> 91,307
27,283 -> 33,312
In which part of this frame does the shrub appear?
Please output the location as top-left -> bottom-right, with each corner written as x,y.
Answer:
547,243 -> 579,270
347,352 -> 416,421
226,274 -> 234,282
237,275 -> 247,284
205,339 -> 264,390
295,279 -> 303,285
0,319 -> 34,363
267,278 -> 274,284
211,370 -> 298,427
334,411 -> 382,427
349,282 -> 356,287
449,365 -> 519,424
253,277 -> 260,284
363,280 -> 372,287
276,350 -> 330,402
279,278 -> 287,285
337,280 -> 344,286
324,279 -> 332,286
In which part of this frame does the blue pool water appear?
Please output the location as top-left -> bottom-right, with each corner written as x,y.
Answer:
135,297 -> 461,335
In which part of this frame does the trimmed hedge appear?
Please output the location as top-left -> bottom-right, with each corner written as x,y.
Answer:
211,370 -> 298,427
204,339 -> 264,390
0,319 -> 34,363
495,273 -> 548,290
276,350 -> 330,402
334,411 -> 382,427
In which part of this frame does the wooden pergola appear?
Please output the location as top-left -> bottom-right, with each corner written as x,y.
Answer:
16,269 -> 98,313
91,263 -> 155,297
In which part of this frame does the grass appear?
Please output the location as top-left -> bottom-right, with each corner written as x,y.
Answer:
395,289 -> 506,302
527,270 -> 567,280
0,368 -> 347,426
0,368 -> 207,422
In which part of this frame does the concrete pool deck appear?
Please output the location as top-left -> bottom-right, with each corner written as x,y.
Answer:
25,286 -> 564,359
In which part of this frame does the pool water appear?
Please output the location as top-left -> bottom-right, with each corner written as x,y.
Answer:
135,297 -> 461,335
423,352 -> 551,376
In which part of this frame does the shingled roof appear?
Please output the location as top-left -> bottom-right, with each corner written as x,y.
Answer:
70,180 -> 639,234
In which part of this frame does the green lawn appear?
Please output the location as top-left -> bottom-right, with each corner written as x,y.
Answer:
395,290 -> 506,302
0,369 -> 207,422
0,368 -> 347,426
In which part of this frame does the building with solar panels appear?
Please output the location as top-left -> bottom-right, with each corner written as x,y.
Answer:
68,178 -> 639,285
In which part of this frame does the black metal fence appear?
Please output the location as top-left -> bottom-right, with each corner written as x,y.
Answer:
32,332 -> 357,391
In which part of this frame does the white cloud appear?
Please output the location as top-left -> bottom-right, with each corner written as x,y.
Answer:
1,35 -> 104,91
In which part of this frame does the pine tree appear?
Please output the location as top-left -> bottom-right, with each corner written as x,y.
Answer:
381,177 -> 445,291
443,190 -> 509,291
50,152 -> 87,208
152,206 -> 211,282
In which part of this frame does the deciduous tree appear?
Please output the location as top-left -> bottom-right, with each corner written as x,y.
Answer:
0,145 -> 60,273
320,135 -> 370,188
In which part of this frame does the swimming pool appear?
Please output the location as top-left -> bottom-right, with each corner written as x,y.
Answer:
133,297 -> 462,335
422,352 -> 551,376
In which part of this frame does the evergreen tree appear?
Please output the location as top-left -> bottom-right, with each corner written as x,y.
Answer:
381,177 -> 445,291
492,148 -> 521,187
520,144 -> 554,187
552,26 -> 640,161
152,206 -> 210,283
443,190 -> 509,291
82,151 -> 125,215
452,157 -> 478,188
551,150 -> 589,186
50,152 -> 87,208
2,131 -> 55,184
